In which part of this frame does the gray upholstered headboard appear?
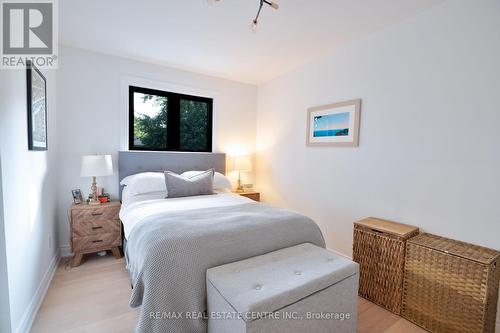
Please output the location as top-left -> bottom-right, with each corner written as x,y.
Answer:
118,151 -> 226,198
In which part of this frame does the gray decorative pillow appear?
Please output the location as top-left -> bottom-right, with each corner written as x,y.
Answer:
164,169 -> 215,198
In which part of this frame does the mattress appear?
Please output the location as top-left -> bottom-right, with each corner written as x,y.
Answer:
119,187 -> 252,239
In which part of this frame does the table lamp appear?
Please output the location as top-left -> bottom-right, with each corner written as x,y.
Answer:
233,155 -> 252,192
81,155 -> 113,205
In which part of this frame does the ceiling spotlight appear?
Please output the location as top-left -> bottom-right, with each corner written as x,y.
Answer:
268,1 -> 279,10
251,0 -> 279,30
251,19 -> 258,32
211,0 -> 278,31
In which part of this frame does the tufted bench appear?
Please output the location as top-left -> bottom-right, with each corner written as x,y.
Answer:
206,243 -> 359,333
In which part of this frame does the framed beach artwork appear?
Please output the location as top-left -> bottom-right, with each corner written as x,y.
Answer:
306,99 -> 361,147
27,60 -> 48,151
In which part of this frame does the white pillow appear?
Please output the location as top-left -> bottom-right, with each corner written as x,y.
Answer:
181,171 -> 232,191
120,172 -> 166,196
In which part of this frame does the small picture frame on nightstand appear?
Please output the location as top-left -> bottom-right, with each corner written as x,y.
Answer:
71,189 -> 83,205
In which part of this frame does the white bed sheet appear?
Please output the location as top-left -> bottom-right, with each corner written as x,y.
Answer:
120,188 -> 252,239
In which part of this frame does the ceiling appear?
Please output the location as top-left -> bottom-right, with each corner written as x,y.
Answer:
60,0 -> 444,85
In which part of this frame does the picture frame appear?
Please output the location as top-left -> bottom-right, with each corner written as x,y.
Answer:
27,60 -> 48,151
72,189 -> 84,205
306,99 -> 361,147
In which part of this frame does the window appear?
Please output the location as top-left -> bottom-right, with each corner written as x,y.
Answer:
129,86 -> 213,152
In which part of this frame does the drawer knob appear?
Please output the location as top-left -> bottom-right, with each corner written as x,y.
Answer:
91,211 -> 104,216
92,226 -> 103,230
92,240 -> 103,243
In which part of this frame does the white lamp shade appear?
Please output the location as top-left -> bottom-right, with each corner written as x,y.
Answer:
81,155 -> 113,177
233,155 -> 252,172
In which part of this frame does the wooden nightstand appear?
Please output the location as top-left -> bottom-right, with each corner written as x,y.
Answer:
237,191 -> 260,202
70,201 -> 122,267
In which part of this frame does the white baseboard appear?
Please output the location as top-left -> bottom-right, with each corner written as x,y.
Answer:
327,247 -> 352,260
59,245 -> 72,258
14,253 -> 59,333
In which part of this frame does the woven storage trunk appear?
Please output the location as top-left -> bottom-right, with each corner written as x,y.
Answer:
402,233 -> 500,333
353,217 -> 419,314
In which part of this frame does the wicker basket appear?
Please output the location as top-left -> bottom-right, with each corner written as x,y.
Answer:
402,233 -> 500,333
353,217 -> 419,314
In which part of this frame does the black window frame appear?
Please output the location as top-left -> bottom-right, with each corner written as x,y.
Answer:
129,85 -> 213,152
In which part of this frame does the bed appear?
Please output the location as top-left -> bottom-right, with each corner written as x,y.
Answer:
118,151 -> 325,333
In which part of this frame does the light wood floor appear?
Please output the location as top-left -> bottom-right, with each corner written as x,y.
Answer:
31,254 -> 428,333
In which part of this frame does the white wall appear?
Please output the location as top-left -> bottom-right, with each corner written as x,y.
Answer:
0,154 -> 12,333
256,0 -> 500,256
56,46 -> 257,255
0,67 -> 59,333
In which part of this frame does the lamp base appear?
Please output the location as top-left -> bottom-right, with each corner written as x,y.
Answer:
236,173 -> 245,193
88,176 -> 101,205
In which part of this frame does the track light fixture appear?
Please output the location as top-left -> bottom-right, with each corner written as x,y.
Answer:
210,0 -> 279,31
251,0 -> 279,31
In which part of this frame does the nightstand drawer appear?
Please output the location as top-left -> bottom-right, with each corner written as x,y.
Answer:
72,219 -> 120,237
72,206 -> 120,223
72,233 -> 121,253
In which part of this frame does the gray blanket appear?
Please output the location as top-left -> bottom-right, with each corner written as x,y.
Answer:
126,202 -> 325,333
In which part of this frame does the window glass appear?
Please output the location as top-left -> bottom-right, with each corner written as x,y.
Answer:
132,92 -> 168,150
129,86 -> 212,152
180,99 -> 209,152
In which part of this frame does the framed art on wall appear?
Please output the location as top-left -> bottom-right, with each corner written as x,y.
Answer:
27,60 -> 48,151
306,99 -> 361,147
